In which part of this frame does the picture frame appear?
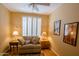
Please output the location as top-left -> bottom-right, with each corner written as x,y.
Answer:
54,20 -> 61,35
63,22 -> 78,46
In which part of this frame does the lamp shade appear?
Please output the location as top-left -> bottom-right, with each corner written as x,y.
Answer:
13,31 -> 19,36
42,32 -> 47,36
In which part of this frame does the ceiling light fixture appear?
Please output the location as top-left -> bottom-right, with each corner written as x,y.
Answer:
28,3 -> 50,12
29,3 -> 39,11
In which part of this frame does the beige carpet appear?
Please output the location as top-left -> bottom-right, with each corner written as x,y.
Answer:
2,52 -> 44,56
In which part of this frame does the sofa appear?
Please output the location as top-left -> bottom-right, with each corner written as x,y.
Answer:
18,36 -> 41,54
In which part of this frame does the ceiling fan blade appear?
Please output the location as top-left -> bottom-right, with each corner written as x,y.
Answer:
34,5 -> 39,11
34,3 -> 50,6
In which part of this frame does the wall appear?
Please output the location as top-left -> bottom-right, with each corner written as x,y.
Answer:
10,12 -> 49,36
49,3 -> 79,56
0,4 -> 11,53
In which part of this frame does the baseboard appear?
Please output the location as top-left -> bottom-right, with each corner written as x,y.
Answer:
50,48 -> 60,56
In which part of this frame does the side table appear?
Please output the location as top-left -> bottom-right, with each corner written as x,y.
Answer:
9,41 -> 19,56
40,40 -> 50,49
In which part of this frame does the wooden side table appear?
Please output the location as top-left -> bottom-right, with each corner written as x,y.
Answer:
40,40 -> 50,49
9,41 -> 19,56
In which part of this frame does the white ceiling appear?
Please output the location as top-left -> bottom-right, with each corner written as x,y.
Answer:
2,3 -> 63,15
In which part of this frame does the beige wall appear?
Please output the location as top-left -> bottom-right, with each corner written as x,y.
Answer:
0,4 -> 49,52
0,4 -> 11,52
10,12 -> 49,36
49,3 -> 79,56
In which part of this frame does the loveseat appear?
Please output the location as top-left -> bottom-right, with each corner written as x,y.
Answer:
18,36 -> 41,54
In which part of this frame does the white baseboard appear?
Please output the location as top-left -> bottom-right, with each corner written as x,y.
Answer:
50,48 -> 60,56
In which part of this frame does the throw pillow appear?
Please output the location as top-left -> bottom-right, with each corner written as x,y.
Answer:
25,37 -> 31,44
26,40 -> 30,44
17,39 -> 23,45
31,37 -> 40,44
17,37 -> 25,45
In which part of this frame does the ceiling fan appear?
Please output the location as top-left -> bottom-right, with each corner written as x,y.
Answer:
28,3 -> 50,11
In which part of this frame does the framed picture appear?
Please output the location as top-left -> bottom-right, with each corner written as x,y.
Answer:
63,22 -> 78,46
54,20 -> 61,35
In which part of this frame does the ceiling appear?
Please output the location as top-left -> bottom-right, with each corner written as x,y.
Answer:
2,3 -> 63,15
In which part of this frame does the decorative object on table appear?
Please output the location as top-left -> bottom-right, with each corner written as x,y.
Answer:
54,20 -> 61,35
63,22 -> 78,46
12,31 -> 19,41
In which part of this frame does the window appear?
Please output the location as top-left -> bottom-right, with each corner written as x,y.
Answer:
22,16 -> 41,36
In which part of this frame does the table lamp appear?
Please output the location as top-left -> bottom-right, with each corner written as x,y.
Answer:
41,32 -> 47,40
12,31 -> 19,41
42,32 -> 47,36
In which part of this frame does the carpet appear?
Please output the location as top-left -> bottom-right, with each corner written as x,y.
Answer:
19,52 -> 44,56
2,52 -> 44,56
